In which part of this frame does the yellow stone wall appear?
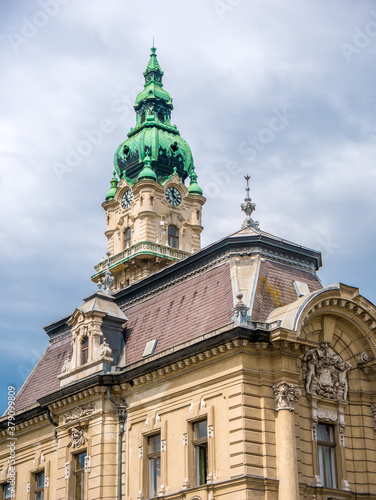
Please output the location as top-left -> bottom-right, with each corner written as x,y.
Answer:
1,317 -> 375,499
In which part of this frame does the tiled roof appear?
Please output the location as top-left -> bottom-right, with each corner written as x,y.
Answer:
123,263 -> 233,365
12,230 -> 325,414
14,337 -> 72,412
252,260 -> 323,322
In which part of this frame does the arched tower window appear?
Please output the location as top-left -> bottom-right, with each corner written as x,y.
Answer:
124,228 -> 132,248
81,337 -> 89,365
168,225 -> 179,249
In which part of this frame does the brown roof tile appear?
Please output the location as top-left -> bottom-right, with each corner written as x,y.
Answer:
14,337 -> 72,412
123,263 -> 233,365
252,260 -> 323,322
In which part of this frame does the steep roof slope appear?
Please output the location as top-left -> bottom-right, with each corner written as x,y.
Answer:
123,263 -> 233,364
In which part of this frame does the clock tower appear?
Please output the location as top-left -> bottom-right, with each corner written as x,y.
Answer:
92,46 -> 205,291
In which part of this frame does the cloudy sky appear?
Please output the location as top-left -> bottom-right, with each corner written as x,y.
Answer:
1,0 -> 376,411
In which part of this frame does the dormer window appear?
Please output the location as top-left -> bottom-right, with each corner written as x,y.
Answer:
81,337 -> 89,365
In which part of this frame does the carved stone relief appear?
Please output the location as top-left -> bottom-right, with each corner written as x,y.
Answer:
272,382 -> 301,411
302,343 -> 351,401
70,427 -> 86,448
64,404 -> 96,423
61,354 -> 72,373
100,338 -> 112,358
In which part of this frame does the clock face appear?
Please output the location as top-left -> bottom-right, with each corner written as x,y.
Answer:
165,187 -> 182,206
121,189 -> 133,209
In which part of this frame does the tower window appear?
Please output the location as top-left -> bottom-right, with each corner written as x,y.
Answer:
193,419 -> 208,486
81,337 -> 89,365
317,423 -> 337,488
124,228 -> 131,248
157,111 -> 164,122
148,434 -> 161,498
168,225 -> 179,249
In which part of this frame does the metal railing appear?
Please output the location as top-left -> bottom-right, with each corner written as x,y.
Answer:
94,241 -> 190,274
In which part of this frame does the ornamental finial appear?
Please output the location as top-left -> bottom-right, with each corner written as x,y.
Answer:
241,174 -> 259,229
97,252 -> 115,295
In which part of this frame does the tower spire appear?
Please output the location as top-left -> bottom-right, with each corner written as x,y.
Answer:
143,44 -> 164,85
241,175 -> 259,229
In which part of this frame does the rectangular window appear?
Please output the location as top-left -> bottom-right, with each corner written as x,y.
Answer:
33,470 -> 44,500
148,434 -> 161,498
193,419 -> 208,486
2,483 -> 11,500
81,337 -> 89,365
317,423 -> 337,488
124,228 -> 131,248
74,452 -> 86,500
167,226 -> 179,249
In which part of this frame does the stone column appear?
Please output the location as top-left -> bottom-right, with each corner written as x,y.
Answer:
272,382 -> 301,500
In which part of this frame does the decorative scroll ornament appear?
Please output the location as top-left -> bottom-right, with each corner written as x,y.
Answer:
64,462 -> 71,480
371,404 -> 376,430
70,427 -> 86,448
302,343 -> 352,401
64,404 -> 96,423
273,382 -> 301,411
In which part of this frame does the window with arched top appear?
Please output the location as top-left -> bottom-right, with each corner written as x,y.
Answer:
81,337 -> 89,365
168,225 -> 179,249
124,228 -> 131,248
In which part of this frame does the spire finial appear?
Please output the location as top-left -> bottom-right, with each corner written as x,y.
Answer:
97,252 -> 115,294
241,174 -> 259,229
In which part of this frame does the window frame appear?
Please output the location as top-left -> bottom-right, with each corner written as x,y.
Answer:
81,337 -> 89,365
317,423 -> 337,489
73,451 -> 87,500
124,228 -> 132,248
192,419 -> 208,487
32,469 -> 45,500
1,483 -> 12,500
147,433 -> 161,498
167,225 -> 179,249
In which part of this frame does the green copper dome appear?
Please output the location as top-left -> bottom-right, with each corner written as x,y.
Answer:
105,172 -> 118,201
114,46 -> 194,183
187,170 -> 203,195
137,155 -> 157,181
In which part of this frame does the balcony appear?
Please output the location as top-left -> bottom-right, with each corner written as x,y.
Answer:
92,241 -> 190,278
